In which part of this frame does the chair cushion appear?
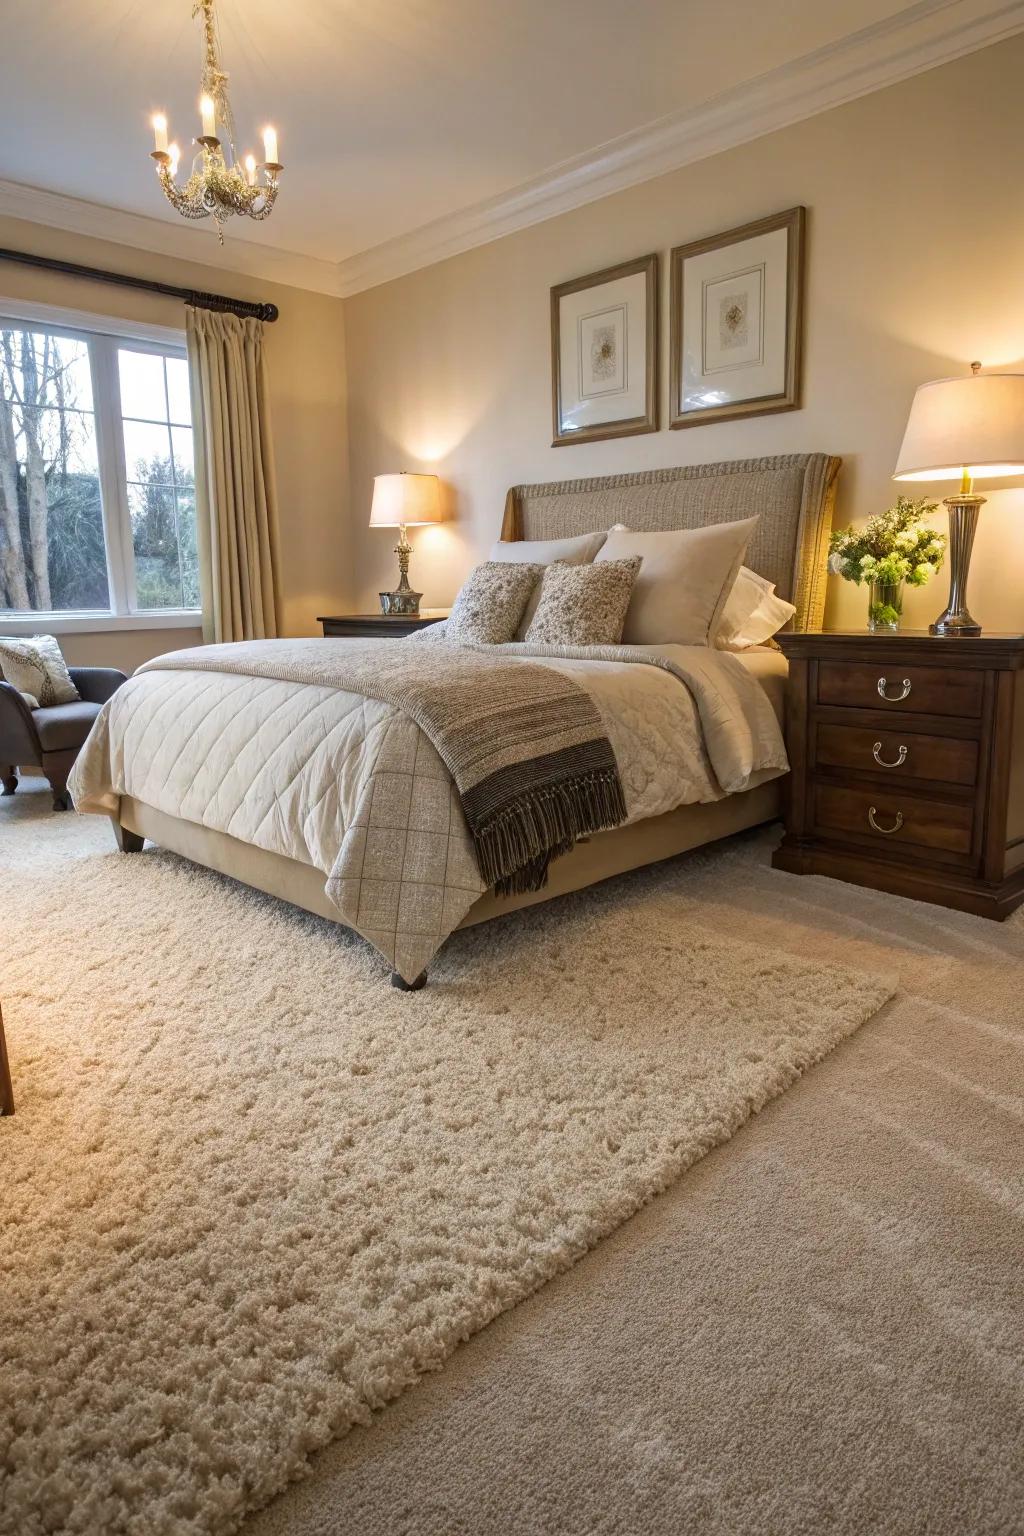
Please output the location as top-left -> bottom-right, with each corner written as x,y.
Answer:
34,701 -> 101,753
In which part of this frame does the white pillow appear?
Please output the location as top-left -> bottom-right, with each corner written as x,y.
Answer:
0,634 -> 79,707
489,530 -> 608,635
595,518 -> 757,647
488,531 -> 608,566
716,566 -> 797,650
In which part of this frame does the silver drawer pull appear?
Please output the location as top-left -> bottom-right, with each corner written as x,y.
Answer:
868,806 -> 904,835
872,741 -> 908,768
877,676 -> 912,702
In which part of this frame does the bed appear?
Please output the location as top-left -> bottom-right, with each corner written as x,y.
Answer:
69,452 -> 839,986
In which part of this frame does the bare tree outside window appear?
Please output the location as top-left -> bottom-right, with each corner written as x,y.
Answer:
0,329 -> 108,612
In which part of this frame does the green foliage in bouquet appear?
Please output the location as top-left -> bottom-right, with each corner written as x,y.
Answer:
829,496 -> 946,594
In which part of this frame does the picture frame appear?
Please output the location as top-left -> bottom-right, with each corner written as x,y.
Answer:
550,253 -> 658,446
669,206 -> 805,430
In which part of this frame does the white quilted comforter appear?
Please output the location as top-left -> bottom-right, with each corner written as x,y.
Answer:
69,638 -> 788,981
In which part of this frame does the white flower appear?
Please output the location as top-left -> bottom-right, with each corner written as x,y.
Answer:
927,539 -> 944,556
896,529 -> 917,550
828,550 -> 845,574
915,563 -> 933,583
859,554 -> 877,569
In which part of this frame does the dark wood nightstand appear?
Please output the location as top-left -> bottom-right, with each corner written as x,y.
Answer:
772,630 -> 1024,919
318,611 -> 449,639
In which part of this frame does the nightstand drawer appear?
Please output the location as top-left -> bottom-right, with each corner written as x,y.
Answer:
813,782 -> 974,857
814,723 -> 979,787
816,661 -> 984,718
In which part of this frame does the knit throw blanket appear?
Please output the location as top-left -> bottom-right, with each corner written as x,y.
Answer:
139,639 -> 627,896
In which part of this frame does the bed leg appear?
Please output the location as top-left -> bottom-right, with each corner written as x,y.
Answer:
391,970 -> 427,991
113,822 -> 145,853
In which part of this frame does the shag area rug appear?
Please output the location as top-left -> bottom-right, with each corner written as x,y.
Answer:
1,783 -> 894,1536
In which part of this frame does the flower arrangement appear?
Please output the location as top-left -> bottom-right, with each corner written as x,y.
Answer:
829,496 -> 946,628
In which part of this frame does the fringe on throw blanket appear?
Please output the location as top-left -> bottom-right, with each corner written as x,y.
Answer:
463,745 -> 627,896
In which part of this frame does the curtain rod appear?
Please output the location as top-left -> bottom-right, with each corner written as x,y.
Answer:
0,247 -> 279,323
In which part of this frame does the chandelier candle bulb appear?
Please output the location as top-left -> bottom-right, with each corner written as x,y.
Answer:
168,142 -> 181,174
151,113 -> 168,153
262,126 -> 278,165
200,94 -> 216,138
244,153 -> 257,186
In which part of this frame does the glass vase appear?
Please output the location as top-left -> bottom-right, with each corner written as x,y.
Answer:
867,578 -> 904,632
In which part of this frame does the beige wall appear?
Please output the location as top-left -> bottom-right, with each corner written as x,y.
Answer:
343,36 -> 1024,635
0,215 -> 351,671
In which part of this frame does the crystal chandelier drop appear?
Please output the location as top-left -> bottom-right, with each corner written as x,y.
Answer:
148,0 -> 283,242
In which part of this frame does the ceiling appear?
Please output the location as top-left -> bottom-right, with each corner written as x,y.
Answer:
1,0 -> 1021,293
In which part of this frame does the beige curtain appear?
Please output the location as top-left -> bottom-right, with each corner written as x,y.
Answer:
186,307 -> 281,643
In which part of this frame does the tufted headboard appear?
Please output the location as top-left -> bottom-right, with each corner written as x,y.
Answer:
500,453 -> 841,632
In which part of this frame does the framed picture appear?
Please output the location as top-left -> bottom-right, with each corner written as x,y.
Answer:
550,253 -> 658,446
669,206 -> 804,430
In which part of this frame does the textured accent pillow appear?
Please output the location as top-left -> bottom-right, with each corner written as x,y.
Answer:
595,517 -> 758,647
445,561 -> 544,645
0,635 -> 79,707
716,566 -> 797,650
488,530 -> 609,637
524,558 -> 642,647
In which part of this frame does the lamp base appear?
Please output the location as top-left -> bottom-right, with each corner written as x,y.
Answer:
929,614 -> 982,637
930,494 -> 984,637
379,588 -> 422,617
379,524 -> 422,615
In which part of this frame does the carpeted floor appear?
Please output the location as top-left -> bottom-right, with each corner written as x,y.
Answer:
1,780 -> 893,1536
241,822 -> 1024,1536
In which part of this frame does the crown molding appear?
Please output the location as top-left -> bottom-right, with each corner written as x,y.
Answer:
3,0 -> 1023,303
336,0 -> 1024,296
0,178 -> 342,298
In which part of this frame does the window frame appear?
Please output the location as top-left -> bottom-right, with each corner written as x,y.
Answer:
0,298 -> 201,635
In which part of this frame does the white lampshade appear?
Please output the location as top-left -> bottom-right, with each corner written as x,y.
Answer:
369,472 -> 442,527
894,369 -> 1024,482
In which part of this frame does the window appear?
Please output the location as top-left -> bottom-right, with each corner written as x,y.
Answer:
0,313 -> 199,628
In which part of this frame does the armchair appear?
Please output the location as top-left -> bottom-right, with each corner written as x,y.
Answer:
0,666 -> 127,811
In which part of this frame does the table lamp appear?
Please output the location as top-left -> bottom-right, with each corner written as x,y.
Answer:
893,363 -> 1024,635
369,472 -> 442,616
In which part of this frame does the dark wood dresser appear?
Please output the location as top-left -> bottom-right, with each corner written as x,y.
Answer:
318,611 -> 449,639
772,630 -> 1024,918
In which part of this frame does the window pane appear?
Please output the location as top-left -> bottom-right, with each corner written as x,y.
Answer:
165,357 -> 191,425
128,478 -> 194,610
119,349 -> 167,424
176,489 -> 200,609
172,425 -> 195,482
123,418 -> 173,482
0,324 -> 110,613
0,329 -> 95,414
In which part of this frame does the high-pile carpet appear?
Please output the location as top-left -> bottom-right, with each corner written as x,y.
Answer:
1,781 -> 893,1536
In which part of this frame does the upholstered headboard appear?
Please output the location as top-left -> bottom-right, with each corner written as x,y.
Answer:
500,453 -> 841,632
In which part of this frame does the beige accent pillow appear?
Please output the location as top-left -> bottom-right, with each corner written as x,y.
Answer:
716,566 -> 797,650
446,561 -> 544,645
0,635 -> 79,706
524,558 -> 641,647
489,530 -> 608,636
595,518 -> 758,647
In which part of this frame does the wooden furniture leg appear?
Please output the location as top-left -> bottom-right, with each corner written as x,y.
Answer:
1,765 -> 16,795
112,821 -> 145,853
0,1004 -> 14,1116
391,970 -> 427,991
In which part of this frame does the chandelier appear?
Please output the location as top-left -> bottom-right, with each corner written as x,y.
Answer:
148,0 -> 282,241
